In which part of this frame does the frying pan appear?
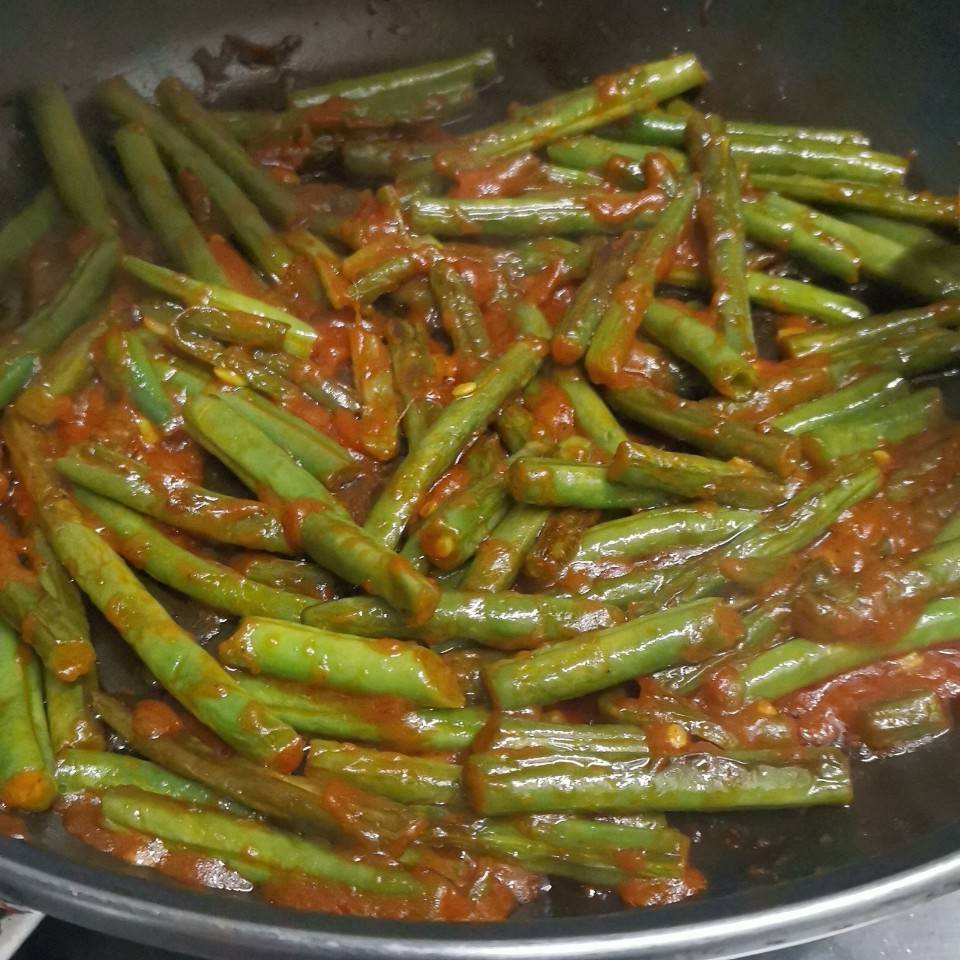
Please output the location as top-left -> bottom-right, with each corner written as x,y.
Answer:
1,1 -> 959,957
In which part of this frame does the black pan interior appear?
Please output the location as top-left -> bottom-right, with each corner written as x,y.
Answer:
0,0 -> 959,956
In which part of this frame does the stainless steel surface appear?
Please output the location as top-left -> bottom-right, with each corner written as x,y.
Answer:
14,893 -> 960,959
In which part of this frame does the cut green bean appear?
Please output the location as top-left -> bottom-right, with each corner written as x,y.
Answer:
769,373 -> 908,435
428,53 -> 706,174
98,78 -> 294,277
29,82 -> 113,235
546,136 -> 688,175
802,387 -> 943,465
429,261 -> 492,364
639,299 -> 758,398
607,383 -> 801,477
573,505 -> 760,565
364,338 -> 545,548
302,589 -> 623,651
0,239 -> 118,408
114,124 -> 228,285
464,748 -> 852,814
219,617 -> 464,708
101,787 -> 420,895
0,622 -> 57,811
56,750 -> 247,813
484,597 -> 738,708
738,596 -> 960,703
157,77 -> 298,226
509,457 -> 667,510
123,256 -> 316,359
619,110 -> 869,148
232,674 -> 486,752
6,412 -> 304,771
306,740 -> 461,806
405,193 -> 665,237
608,441 -> 785,509
73,487 -> 313,621
288,49 -> 497,109
859,691 -> 950,752
0,188 -> 60,280
552,232 -> 645,365
587,182 -> 700,383
749,173 -> 957,226
686,110 -> 754,356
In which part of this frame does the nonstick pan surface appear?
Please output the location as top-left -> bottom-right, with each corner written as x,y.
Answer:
0,2 -> 959,957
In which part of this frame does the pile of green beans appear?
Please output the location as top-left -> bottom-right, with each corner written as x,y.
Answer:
0,43 -> 958,923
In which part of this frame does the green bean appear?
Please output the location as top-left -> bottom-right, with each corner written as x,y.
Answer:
607,383 -> 801,477
769,373 -> 908,435
509,457 -> 668,510
742,202 -> 861,283
573,505 -> 760,565
219,617 -> 464,708
93,692 -> 420,844
755,193 -> 960,300
858,691 -> 950,752
782,301 -> 960,359
6,412 -> 303,771
157,78 -> 298,226
640,299 -> 758,398
44,665 -> 104,755
306,740 -> 461,806
429,261 -> 492,364
464,748 -> 852,814
484,597 -> 737,708
802,387 -> 944,465
608,441 -> 785,509
460,505 -> 551,591
364,338 -> 545,548
428,53 -> 706,174
738,596 -> 960,703
29,82 -> 114,235
597,685 -> 737,749
386,315 -> 442,448
653,458 -> 883,608
231,674 -> 486,753
0,239 -> 118,408
98,78 -> 294,277
478,718 -> 648,757
56,750 -> 246,814
288,49 -> 497,108
351,321 -> 400,461
302,589 -> 622,651
551,232 -> 646,365
101,788 -> 420,895
102,329 -> 176,426
405,193 -> 665,237
0,623 -> 57,811
546,136 -> 688,175
587,182 -> 700,382
73,488 -> 313,621
0,529 -> 96,683
123,256 -> 316,358
113,124 -> 227,284
664,267 -> 870,325
0,188 -> 60,279
619,110 -> 869,148
233,555 -> 339,601
749,173 -> 958,226
653,598 -> 792,697
686,110 -> 754,356
58,447 -> 291,553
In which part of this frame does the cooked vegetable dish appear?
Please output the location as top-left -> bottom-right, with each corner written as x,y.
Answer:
0,45 -> 959,920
